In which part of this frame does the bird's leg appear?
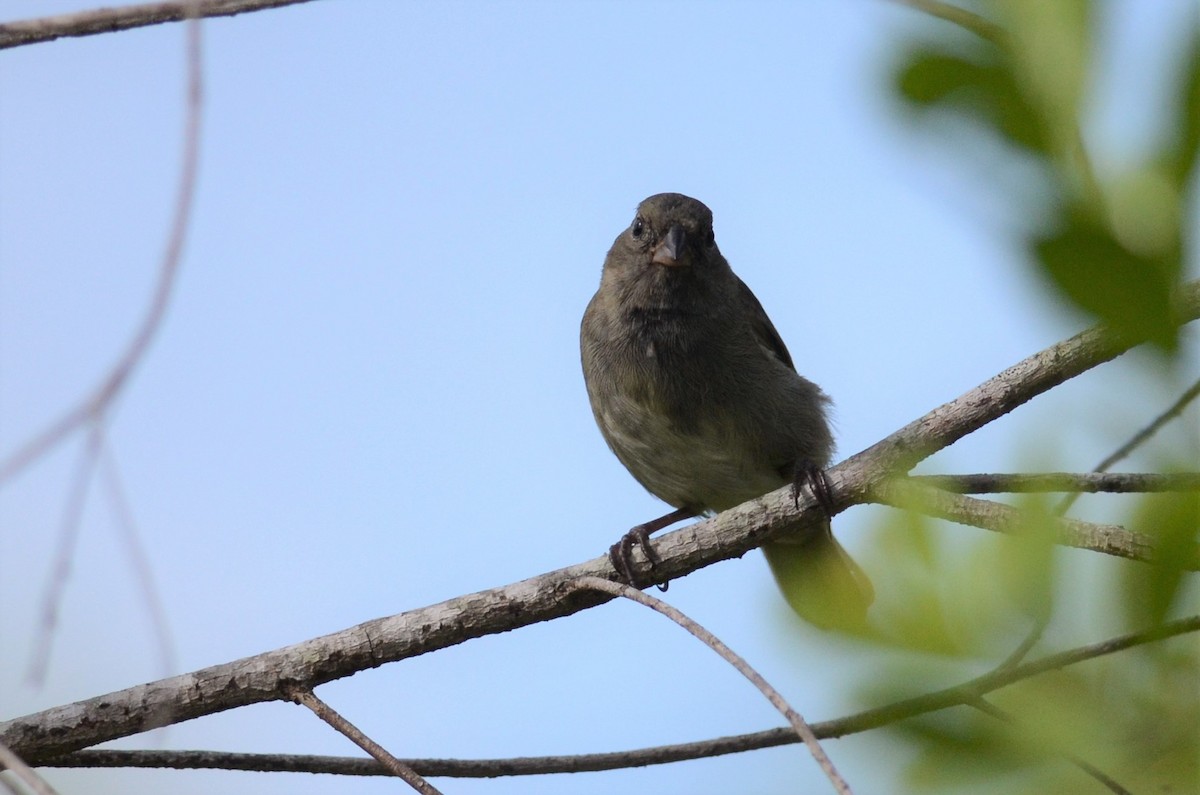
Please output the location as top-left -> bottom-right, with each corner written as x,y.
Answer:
791,462 -> 835,518
609,506 -> 696,591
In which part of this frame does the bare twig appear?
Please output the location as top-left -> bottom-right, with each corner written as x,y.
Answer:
15,4 -> 203,690
0,8 -> 203,486
99,441 -> 178,679
0,0 -> 309,49
0,741 -> 58,795
39,616 -> 1200,778
870,478 -> 1191,567
893,0 -> 1007,46
914,472 -> 1200,494
1090,377 -> 1200,472
991,615 -> 1048,674
4,283 -> 1199,762
26,428 -> 102,686
572,576 -> 852,794
1057,376 -> 1200,514
290,690 -> 441,795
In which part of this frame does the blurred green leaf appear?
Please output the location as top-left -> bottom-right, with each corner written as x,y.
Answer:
1166,20 -> 1200,187
865,507 -> 967,655
1108,165 -> 1181,260
992,497 -> 1058,623
895,48 -> 1050,154
896,51 -> 984,106
1122,490 -> 1199,627
905,710 -> 1042,790
994,0 -> 1091,160
1034,211 -> 1180,349
893,648 -> 1200,793
1124,647 -> 1200,791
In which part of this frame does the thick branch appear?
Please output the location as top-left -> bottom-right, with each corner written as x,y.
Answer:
39,615 -> 1200,777
0,0 -> 311,50
3,281 -> 1198,763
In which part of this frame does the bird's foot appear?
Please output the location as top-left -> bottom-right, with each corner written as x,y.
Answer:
609,524 -> 663,589
608,506 -> 695,591
791,463 -> 834,518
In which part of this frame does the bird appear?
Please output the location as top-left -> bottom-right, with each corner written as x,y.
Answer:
580,192 -> 873,629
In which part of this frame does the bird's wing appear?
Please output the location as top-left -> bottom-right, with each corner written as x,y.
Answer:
735,276 -> 796,372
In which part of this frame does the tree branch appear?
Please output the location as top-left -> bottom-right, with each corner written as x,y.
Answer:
3,280 -> 1198,763
38,615 -> 1200,778
1057,376 -> 1200,514
912,472 -> 1200,494
0,0 -> 310,50
290,689 -> 441,795
871,478 -> 1196,568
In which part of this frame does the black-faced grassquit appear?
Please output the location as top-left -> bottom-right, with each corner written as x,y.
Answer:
580,193 -> 873,629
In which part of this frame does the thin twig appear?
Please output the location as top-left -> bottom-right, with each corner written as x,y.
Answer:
572,576 -> 853,794
0,6 -> 204,486
39,616 -> 1200,778
1058,377 -> 1200,514
893,0 -> 1007,46
99,441 -> 178,679
1091,377 -> 1200,472
290,690 -> 442,795
0,0 -> 310,49
26,428 -> 101,686
0,741 -> 59,795
991,615 -> 1047,674
914,472 -> 1200,494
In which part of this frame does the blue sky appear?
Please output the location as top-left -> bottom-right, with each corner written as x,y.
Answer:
1,1 -> 1197,793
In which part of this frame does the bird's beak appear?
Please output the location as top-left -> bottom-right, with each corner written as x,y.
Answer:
652,224 -> 687,266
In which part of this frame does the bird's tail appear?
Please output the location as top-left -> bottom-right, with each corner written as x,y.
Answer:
763,528 -> 874,631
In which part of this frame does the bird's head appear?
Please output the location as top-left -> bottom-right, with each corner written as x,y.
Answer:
602,193 -> 728,304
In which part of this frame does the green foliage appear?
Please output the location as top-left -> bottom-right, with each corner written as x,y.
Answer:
897,52 -> 1049,153
1035,210 -> 1180,348
854,494 -> 1198,793
893,0 -> 1199,352
847,3 -> 1200,791
1122,485 -> 1199,628
1167,25 -> 1200,189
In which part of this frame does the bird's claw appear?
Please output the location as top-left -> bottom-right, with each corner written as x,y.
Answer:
609,524 -> 668,592
791,464 -> 834,517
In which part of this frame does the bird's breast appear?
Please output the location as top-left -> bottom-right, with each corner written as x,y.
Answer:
596,392 -> 786,512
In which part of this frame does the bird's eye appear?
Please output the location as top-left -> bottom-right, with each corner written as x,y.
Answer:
631,217 -> 645,238
705,229 -> 715,248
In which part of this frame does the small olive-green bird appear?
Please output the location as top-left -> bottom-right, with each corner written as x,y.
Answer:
580,192 -> 873,629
